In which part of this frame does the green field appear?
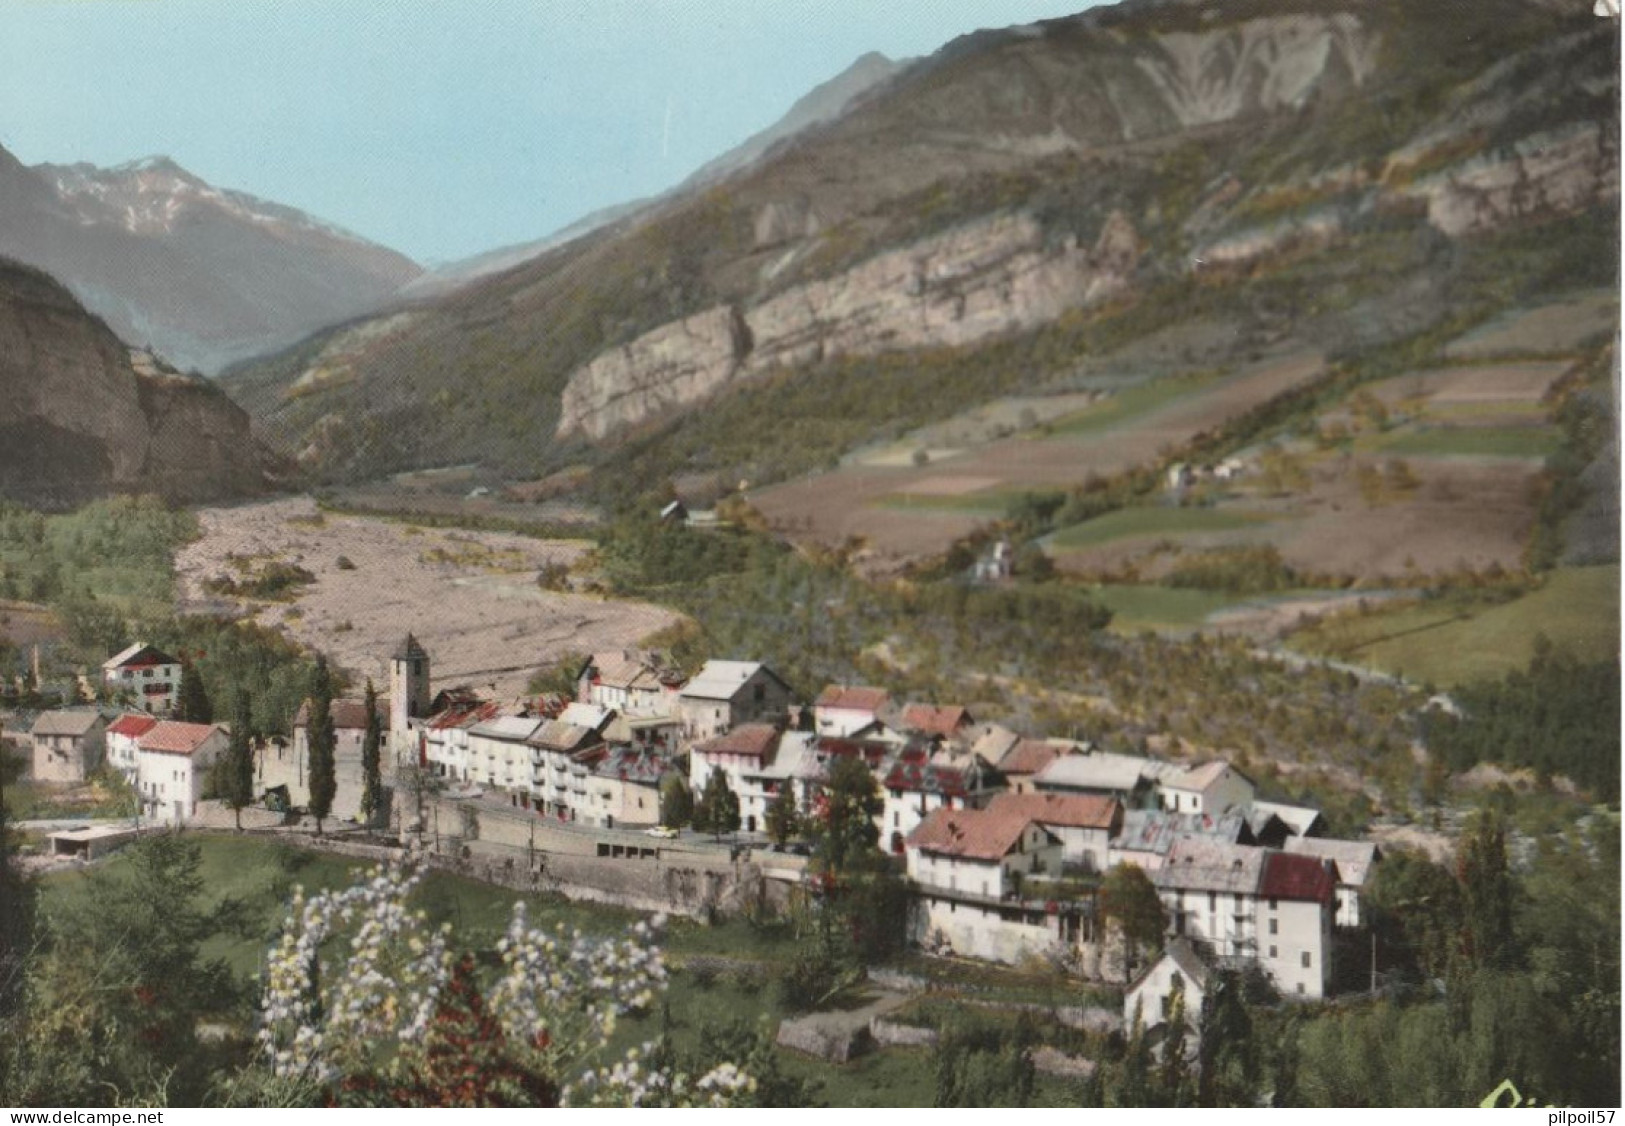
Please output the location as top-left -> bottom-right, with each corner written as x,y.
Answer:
1286,565 -> 1620,686
1044,369 -> 1224,440
1087,583 -> 1255,633
1369,424 -> 1561,459
872,489 -> 1019,514
1047,505 -> 1273,551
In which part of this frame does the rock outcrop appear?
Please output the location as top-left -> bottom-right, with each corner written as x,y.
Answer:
558,211 -> 1140,440
0,258 -> 269,508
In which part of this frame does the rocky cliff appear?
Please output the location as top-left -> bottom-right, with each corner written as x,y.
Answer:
558,211 -> 1138,439
0,259 -> 271,509
222,0 -> 1618,490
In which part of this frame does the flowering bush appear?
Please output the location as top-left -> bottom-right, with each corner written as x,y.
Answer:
256,860 -> 753,1107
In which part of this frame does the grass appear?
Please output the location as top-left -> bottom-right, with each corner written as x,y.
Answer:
1046,505 -> 1273,551
1086,583 -> 1261,633
1044,369 -> 1225,441
1367,425 -> 1562,459
1285,565 -> 1620,687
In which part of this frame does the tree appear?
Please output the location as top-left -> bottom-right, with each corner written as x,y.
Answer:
220,691 -> 255,830
176,656 -> 213,723
1099,863 -> 1166,980
934,1012 -> 1037,1107
1458,808 -> 1516,970
659,775 -> 693,830
359,679 -> 384,829
764,785 -> 800,848
1197,970 -> 1259,1107
306,655 -> 337,836
0,730 -> 35,1023
695,768 -> 740,841
809,755 -> 881,878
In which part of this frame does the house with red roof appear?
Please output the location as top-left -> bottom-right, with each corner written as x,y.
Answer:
986,791 -> 1122,874
904,805 -> 1065,964
898,703 -> 975,743
135,720 -> 227,826
101,642 -> 183,715
105,711 -> 159,783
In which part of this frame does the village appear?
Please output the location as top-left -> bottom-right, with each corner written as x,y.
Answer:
9,626 -> 1385,1042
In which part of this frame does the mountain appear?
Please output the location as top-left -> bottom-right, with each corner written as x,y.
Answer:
0,257 -> 276,509
400,52 -> 905,301
222,0 -> 1618,501
0,151 -> 422,374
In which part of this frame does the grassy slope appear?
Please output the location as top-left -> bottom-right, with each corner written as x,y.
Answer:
1285,565 -> 1620,687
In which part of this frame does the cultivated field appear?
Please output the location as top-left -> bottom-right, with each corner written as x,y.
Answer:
750,350 -> 1325,564
174,496 -> 679,697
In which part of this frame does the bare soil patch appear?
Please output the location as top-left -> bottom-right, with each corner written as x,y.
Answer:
175,496 -> 678,697
1444,291 -> 1618,359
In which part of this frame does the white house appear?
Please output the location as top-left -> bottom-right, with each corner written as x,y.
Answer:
466,714 -> 545,800
985,791 -> 1122,874
581,746 -> 674,830
29,710 -> 108,784
1158,761 -> 1255,817
880,748 -> 1004,855
422,697 -> 502,782
577,650 -> 683,716
905,806 -> 1066,964
1154,839 -> 1336,999
135,720 -> 227,826
528,714 -> 609,820
104,712 -> 158,784
1124,937 -> 1211,1035
102,643 -> 182,715
678,661 -> 794,742
689,723 -> 781,831
812,685 -> 891,739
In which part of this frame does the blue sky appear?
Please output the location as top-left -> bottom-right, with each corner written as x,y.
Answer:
1,1 -> 1100,265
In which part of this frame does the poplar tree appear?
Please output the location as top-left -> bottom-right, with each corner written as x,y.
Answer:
358,679 -> 383,828
222,691 -> 255,830
307,656 -> 337,836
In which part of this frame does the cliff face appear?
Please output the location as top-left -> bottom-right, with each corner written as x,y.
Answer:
558,211 -> 1138,439
0,259 -> 270,509
223,0 -> 1618,486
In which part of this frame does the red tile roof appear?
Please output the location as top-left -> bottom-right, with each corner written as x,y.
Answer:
814,685 -> 890,712
1258,851 -> 1337,904
107,714 -> 159,739
998,739 -> 1065,777
695,723 -> 781,760
906,806 -> 1038,863
138,721 -> 220,756
901,704 -> 971,738
987,791 -> 1120,831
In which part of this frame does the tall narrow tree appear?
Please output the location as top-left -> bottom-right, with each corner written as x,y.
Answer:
359,679 -> 384,829
175,657 -> 212,723
221,691 -> 255,831
696,768 -> 740,841
764,784 -> 800,848
307,655 -> 337,836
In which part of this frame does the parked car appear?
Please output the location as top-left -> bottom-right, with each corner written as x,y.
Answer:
644,825 -> 679,839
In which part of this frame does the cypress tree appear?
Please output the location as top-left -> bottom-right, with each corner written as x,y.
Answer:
222,691 -> 255,830
307,655 -> 337,836
359,679 -> 384,828
176,658 -> 212,723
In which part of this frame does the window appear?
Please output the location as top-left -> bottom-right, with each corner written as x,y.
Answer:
1302,951 -> 1312,968
1269,918 -> 1278,935
1296,982 -> 1305,995
1208,892 -> 1217,913
1269,945 -> 1277,958
1269,897 -> 1278,911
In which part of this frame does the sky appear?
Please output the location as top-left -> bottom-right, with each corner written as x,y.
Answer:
0,0 -> 1101,265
